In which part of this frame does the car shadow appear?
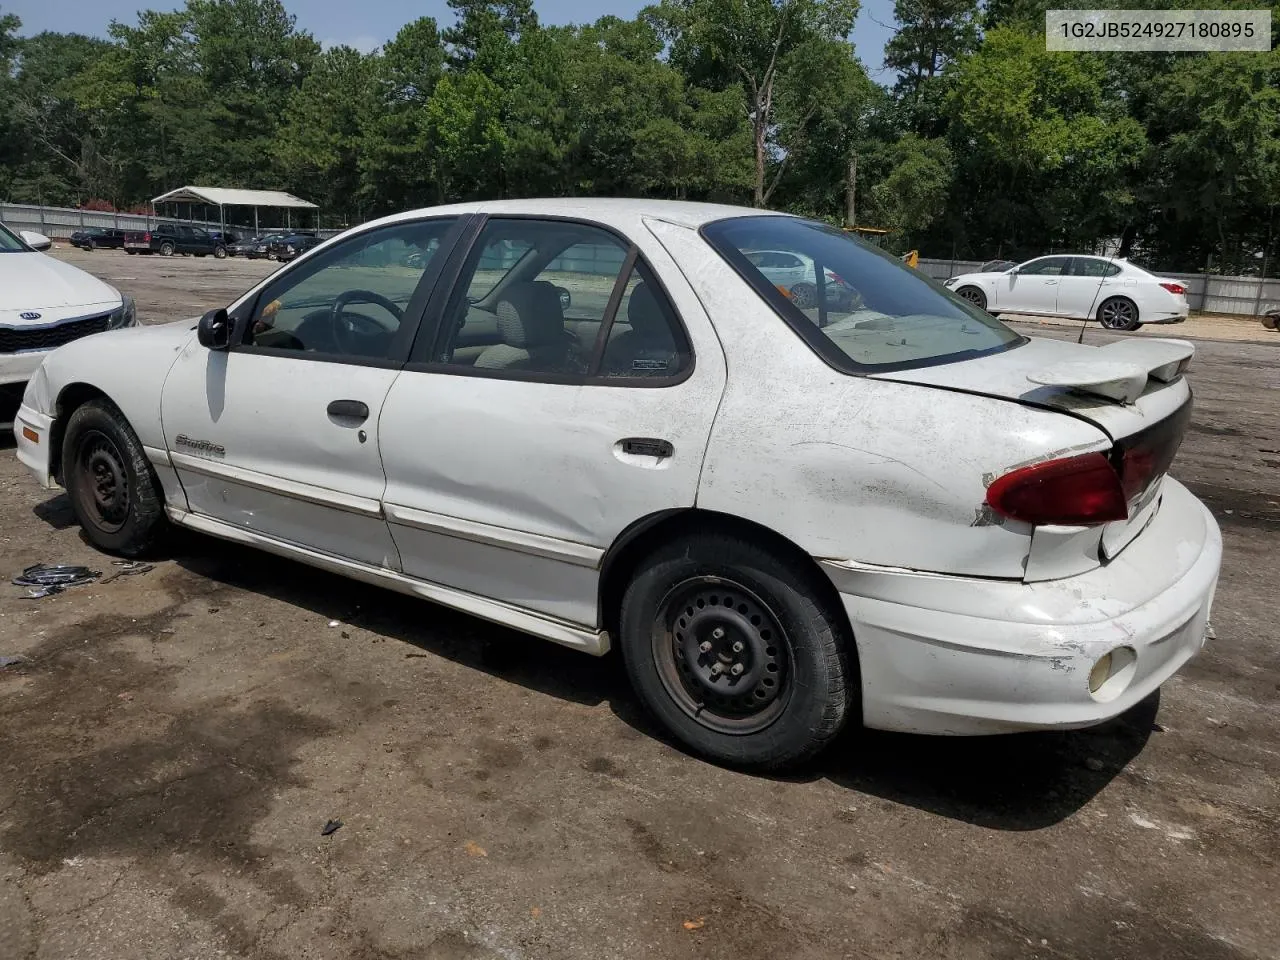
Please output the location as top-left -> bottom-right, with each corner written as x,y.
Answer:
75,529 -> 1152,831
32,492 -> 78,530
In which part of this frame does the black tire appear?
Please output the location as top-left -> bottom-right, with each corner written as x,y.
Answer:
126,250 -> 137,255
213,244 -> 227,259
619,532 -> 855,769
956,285 -> 987,310
1098,296 -> 1141,331
1262,312 -> 1279,331
159,241 -> 175,257
87,239 -> 98,251
62,399 -> 166,557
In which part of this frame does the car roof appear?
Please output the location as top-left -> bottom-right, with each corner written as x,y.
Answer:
360,197 -> 790,233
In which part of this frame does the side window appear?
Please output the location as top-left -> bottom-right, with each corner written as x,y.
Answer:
1020,257 -> 1070,276
243,218 -> 456,360
423,218 -> 690,382
1072,258 -> 1120,278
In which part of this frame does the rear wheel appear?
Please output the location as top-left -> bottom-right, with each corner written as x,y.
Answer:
1098,296 -> 1141,331
789,281 -> 817,309
159,241 -> 175,257
62,400 -> 166,556
1263,312 -> 1280,331
619,532 -> 855,769
126,249 -> 137,255
213,244 -> 227,259
87,239 -> 98,251
956,285 -> 987,310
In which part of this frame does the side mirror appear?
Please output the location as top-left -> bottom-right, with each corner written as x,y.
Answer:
197,308 -> 231,350
20,230 -> 52,251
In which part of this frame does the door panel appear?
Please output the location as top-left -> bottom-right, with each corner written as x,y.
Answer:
1003,256 -> 1071,314
379,216 -> 726,627
162,344 -> 403,567
1055,258 -> 1120,319
161,216 -> 463,568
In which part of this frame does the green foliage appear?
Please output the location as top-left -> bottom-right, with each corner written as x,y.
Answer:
0,0 -> 1273,271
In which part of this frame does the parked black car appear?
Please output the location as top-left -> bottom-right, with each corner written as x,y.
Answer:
123,223 -> 227,258
69,227 -> 127,251
209,229 -> 241,246
270,233 -> 323,262
230,234 -> 286,259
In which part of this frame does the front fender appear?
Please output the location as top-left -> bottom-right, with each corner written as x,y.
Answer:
27,320 -> 198,452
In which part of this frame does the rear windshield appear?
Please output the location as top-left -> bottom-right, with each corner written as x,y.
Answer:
702,216 -> 1023,372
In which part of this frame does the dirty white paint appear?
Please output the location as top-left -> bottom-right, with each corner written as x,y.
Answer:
13,198 -> 1222,740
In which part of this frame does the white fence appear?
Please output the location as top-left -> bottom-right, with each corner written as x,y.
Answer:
1,201 -> 338,240
917,258 -> 1280,317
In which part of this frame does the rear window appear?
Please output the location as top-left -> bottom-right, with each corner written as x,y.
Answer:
702,216 -> 1023,372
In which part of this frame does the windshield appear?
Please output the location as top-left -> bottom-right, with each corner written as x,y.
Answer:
0,222 -> 29,253
702,216 -> 1023,372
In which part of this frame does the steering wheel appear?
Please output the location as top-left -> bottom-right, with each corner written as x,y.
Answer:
330,289 -> 403,353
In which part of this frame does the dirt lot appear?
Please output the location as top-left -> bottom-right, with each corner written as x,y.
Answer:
1,248 -> 1278,960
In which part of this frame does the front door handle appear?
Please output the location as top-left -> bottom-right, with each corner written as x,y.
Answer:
327,399 -> 369,422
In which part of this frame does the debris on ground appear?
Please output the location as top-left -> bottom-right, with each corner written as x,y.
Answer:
99,561 -> 155,584
0,655 -> 28,669
682,918 -> 706,931
13,564 -> 99,589
464,840 -> 487,858
20,585 -> 64,600
321,819 -> 343,837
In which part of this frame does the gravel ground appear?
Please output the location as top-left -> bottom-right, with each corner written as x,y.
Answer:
0,248 -> 1277,960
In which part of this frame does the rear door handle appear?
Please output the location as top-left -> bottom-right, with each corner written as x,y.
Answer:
327,399 -> 370,422
619,437 -> 674,458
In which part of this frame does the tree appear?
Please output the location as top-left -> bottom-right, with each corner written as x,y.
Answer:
866,134 -> 953,241
424,71 -> 507,201
443,0 -> 538,77
650,0 -> 861,207
277,46 -> 377,222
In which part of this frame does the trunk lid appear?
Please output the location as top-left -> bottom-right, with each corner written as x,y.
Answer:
872,336 -> 1194,560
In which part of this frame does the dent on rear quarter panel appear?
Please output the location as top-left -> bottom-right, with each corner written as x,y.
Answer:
647,219 -> 1109,579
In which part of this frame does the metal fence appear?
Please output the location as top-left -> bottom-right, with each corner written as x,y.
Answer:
1,201 -> 341,241
917,258 -> 1280,317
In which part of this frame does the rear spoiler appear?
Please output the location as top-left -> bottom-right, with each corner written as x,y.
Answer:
1026,339 -> 1194,404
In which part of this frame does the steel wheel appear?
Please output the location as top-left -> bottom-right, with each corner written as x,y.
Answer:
651,577 -> 792,736
72,429 -> 131,535
957,285 -> 987,310
1099,297 -> 1139,331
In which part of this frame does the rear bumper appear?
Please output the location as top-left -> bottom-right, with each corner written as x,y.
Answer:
825,478 -> 1220,735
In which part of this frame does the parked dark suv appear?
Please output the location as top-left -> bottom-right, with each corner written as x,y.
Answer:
123,223 -> 227,258
69,227 -> 127,251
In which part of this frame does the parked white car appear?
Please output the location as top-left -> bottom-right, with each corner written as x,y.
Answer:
744,248 -> 858,309
1,221 -> 136,412
13,200 -> 1220,768
944,254 -> 1190,331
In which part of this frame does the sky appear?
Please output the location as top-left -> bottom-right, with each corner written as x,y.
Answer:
3,0 -> 900,79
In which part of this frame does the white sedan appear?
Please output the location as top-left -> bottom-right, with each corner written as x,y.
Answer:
944,254 -> 1190,331
1,222 -> 137,412
13,199 -> 1220,768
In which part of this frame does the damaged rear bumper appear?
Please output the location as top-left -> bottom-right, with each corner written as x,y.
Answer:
823,478 -> 1221,735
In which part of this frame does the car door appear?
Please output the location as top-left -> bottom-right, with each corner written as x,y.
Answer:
1052,256 -> 1119,318
378,215 -> 727,627
1003,256 -> 1071,314
161,215 -> 465,567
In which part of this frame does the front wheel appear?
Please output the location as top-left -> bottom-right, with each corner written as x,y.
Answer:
62,399 -> 167,556
1098,297 -> 1141,331
956,285 -> 987,310
88,239 -> 98,251
619,532 -> 855,769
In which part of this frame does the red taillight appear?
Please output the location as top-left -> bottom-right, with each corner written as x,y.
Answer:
144,232 -> 151,242
986,453 -> 1128,526
1160,282 -> 1185,295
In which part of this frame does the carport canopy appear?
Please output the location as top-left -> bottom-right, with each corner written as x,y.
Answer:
150,186 -> 319,236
